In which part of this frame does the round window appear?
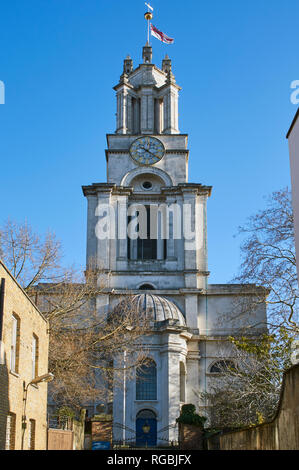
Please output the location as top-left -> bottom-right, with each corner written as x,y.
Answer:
142,181 -> 153,190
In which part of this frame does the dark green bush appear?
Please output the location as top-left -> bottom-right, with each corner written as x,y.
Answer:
176,404 -> 207,427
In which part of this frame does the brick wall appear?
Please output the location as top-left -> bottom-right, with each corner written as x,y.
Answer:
0,262 -> 49,450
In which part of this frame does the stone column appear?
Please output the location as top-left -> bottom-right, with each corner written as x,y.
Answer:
155,205 -> 165,261
128,205 -> 138,260
168,349 -> 181,443
161,335 -> 185,445
163,93 -> 169,133
95,190 -> 113,271
160,347 -> 170,445
121,90 -> 128,134
127,94 -> 132,134
86,194 -> 98,268
162,86 -> 180,134
170,89 -> 179,133
116,92 -> 121,132
198,195 -> 208,274
166,196 -> 178,260
117,195 -> 128,261
116,88 -> 128,134
182,188 -> 198,273
186,349 -> 201,407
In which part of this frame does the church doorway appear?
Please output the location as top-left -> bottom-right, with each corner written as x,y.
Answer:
136,409 -> 157,447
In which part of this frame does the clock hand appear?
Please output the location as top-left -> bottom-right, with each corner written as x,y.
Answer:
140,146 -> 158,159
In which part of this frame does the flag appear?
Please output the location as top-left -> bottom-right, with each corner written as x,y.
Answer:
145,2 -> 154,11
150,24 -> 174,44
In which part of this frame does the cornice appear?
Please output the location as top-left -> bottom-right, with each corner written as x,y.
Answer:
82,183 -> 133,197
105,149 -> 189,156
107,270 -> 210,276
113,81 -> 135,92
206,284 -> 270,296
103,288 -> 205,295
160,184 -> 212,197
106,133 -> 189,139
178,183 -> 213,197
158,81 -> 182,92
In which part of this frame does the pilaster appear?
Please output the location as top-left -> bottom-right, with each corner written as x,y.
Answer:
186,347 -> 201,407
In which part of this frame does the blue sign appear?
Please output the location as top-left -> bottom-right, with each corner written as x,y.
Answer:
92,441 -> 111,450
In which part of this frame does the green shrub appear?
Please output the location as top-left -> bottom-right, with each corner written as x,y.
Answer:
176,404 -> 207,428
55,406 -> 76,419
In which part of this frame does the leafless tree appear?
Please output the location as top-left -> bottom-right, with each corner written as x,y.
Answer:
234,187 -> 298,333
204,188 -> 298,429
201,331 -> 292,429
0,219 -> 149,410
47,293 -> 150,409
0,219 -> 62,291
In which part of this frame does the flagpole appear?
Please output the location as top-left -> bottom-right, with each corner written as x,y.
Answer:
144,3 -> 153,45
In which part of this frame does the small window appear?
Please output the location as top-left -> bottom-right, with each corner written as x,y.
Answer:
210,360 -> 236,374
28,419 -> 36,450
142,181 -> 153,190
139,284 -> 155,290
5,413 -> 16,450
10,314 -> 20,373
32,335 -> 39,380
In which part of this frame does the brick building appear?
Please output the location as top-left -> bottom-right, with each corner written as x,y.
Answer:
0,260 -> 50,450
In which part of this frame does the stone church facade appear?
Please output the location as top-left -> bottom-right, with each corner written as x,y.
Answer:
82,45 -> 267,446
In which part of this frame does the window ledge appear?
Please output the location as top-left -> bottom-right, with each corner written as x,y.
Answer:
128,260 -> 164,264
9,370 -> 20,378
135,400 -> 158,403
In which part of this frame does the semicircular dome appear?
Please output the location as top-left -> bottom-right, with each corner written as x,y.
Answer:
132,294 -> 186,327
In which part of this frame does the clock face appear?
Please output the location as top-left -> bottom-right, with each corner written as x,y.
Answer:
130,136 -> 165,166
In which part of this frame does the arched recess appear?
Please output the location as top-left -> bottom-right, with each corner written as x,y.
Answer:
209,360 -> 236,374
121,166 -> 173,188
138,283 -> 156,290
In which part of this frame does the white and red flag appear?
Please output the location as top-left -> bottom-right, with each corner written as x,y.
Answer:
150,23 -> 174,44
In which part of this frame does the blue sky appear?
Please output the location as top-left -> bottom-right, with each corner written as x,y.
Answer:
0,0 -> 298,283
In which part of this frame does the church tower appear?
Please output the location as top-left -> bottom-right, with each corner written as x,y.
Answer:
82,44 -> 267,446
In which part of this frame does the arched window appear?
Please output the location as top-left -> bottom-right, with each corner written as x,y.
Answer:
210,360 -> 236,374
136,409 -> 156,420
136,359 -> 157,400
139,284 -> 155,290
